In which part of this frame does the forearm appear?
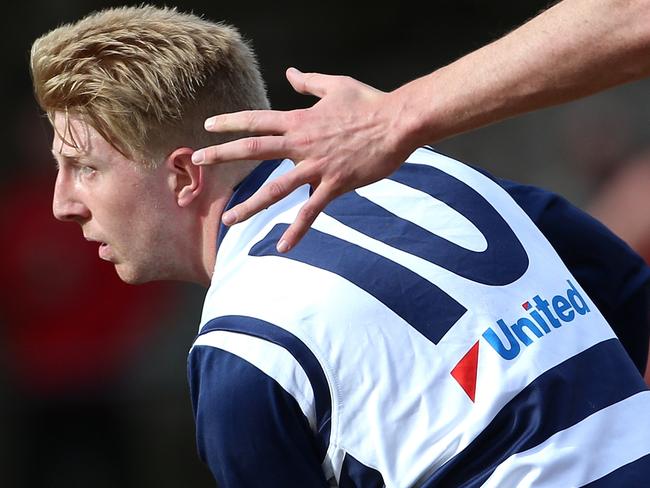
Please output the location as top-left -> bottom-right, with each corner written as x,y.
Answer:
392,0 -> 650,147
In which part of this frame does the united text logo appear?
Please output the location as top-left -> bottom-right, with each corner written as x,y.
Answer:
482,280 -> 590,360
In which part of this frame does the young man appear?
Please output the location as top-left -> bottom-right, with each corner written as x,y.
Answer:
32,5 -> 650,487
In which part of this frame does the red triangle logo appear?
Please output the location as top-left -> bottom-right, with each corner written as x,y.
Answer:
451,341 -> 479,402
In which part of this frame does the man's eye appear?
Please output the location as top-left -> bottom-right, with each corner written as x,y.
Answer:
79,165 -> 97,176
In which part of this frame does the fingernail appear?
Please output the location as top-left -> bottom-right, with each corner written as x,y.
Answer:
204,117 -> 215,130
277,240 -> 290,253
222,211 -> 237,226
192,150 -> 204,164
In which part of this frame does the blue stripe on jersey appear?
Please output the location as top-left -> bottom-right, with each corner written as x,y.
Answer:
582,453 -> 650,487
422,338 -> 648,487
249,223 -> 467,344
323,163 -> 529,286
217,159 -> 283,248
188,346 -> 329,487
338,452 -> 385,488
199,315 -> 332,460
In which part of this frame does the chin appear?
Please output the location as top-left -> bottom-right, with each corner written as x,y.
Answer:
115,264 -> 154,285
115,262 -> 182,285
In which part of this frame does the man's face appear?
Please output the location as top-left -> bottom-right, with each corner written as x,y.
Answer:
51,113 -> 178,284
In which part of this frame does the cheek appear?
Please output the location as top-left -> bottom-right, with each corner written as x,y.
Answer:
127,200 -> 174,249
102,181 -> 155,227
100,174 -> 175,249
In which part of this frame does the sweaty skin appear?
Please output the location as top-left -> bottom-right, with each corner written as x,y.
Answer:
191,0 -> 650,253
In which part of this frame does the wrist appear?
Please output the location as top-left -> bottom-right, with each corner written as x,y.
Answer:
386,78 -> 440,151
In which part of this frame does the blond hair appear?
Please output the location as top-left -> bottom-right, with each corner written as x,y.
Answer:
30,5 -> 269,165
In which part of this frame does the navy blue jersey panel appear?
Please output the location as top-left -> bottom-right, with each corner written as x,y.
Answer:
338,453 -> 385,488
422,339 -> 648,487
188,346 -> 329,488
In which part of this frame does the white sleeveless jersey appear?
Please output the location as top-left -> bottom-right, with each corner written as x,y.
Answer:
189,147 -> 650,487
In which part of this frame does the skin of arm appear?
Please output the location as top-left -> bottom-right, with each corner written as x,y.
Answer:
191,0 -> 650,252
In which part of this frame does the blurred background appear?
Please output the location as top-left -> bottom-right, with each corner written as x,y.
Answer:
2,0 -> 649,486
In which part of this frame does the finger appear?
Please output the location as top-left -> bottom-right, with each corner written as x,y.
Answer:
192,136 -> 289,165
222,164 -> 313,225
286,67 -> 330,99
276,184 -> 334,253
204,110 -> 289,134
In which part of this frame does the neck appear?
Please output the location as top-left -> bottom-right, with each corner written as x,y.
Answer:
194,192 -> 232,287
191,160 -> 263,286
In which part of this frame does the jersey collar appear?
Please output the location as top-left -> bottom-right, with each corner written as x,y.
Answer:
217,159 -> 284,249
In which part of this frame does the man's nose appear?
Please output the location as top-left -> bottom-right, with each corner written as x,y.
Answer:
52,171 -> 90,222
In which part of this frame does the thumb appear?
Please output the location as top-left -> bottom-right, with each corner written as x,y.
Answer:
286,67 -> 329,99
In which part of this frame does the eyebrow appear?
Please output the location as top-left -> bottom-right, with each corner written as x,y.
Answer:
51,149 -> 91,165
51,148 -> 70,160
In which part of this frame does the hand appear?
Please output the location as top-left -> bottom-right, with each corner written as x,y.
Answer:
192,67 -> 413,252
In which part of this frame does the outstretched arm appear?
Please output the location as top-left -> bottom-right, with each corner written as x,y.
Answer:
192,0 -> 650,252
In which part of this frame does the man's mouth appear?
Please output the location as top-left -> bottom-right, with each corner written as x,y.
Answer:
98,242 -> 112,260
85,236 -> 112,261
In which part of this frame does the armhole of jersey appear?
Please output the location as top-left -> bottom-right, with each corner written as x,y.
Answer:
194,315 -> 333,462
188,342 -> 330,487
192,330 -> 317,430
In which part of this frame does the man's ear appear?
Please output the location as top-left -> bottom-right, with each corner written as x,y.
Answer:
165,147 -> 203,207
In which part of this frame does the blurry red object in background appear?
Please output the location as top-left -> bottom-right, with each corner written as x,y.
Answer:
0,174 -> 177,395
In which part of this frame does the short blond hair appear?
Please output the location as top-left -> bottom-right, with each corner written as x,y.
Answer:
31,5 -> 269,165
